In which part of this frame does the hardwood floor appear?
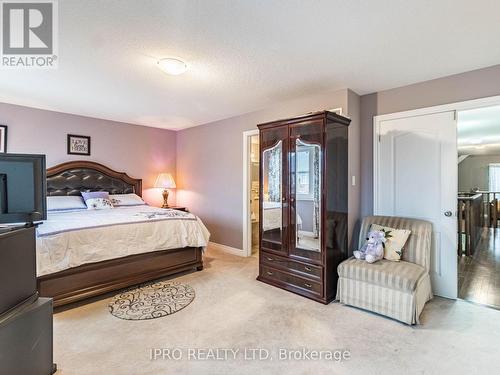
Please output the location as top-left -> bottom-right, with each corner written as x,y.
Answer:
458,228 -> 500,308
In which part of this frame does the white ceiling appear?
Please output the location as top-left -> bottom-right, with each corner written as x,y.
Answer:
458,105 -> 500,155
2,0 -> 500,130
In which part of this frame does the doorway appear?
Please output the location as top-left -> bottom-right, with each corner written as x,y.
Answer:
374,111 -> 458,298
243,129 -> 260,257
457,105 -> 500,308
374,95 -> 500,301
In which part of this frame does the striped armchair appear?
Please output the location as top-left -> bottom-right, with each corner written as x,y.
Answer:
337,216 -> 433,325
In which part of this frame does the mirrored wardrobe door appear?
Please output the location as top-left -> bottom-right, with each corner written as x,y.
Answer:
260,125 -> 288,254
289,120 -> 323,262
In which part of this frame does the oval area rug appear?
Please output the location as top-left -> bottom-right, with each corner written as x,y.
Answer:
108,280 -> 195,320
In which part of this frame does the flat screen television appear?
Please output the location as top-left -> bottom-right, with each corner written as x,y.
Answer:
0,153 -> 47,224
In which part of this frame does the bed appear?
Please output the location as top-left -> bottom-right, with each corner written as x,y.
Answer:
262,201 -> 302,231
36,161 -> 209,307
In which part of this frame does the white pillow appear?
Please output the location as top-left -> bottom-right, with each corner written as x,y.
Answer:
370,224 -> 411,261
109,193 -> 146,207
47,196 -> 87,211
86,198 -> 114,210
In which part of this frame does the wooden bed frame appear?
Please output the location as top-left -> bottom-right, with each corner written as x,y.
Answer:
37,161 -> 203,307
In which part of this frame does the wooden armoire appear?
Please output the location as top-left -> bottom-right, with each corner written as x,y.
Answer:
257,111 -> 350,304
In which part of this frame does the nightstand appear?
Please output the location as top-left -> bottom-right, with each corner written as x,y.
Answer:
168,206 -> 188,212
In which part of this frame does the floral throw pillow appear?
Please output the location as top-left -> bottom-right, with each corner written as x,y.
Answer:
109,193 -> 146,207
370,224 -> 411,261
85,197 -> 114,210
81,191 -> 109,202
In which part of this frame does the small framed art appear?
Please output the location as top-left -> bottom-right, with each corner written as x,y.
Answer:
0,125 -> 7,153
67,134 -> 91,156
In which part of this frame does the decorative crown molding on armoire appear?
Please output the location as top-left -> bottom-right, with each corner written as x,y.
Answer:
257,111 -> 350,304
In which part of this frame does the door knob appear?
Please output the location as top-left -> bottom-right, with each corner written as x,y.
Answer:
444,211 -> 452,217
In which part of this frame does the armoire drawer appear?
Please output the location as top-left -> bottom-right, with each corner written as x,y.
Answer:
261,251 -> 322,280
260,265 -> 323,297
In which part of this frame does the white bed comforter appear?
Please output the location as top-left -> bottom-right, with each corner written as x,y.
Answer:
36,206 -> 210,276
262,201 -> 302,231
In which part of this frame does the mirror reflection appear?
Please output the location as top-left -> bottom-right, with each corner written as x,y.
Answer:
295,139 -> 321,252
262,141 -> 283,243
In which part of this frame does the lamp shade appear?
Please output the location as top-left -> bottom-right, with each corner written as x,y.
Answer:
154,173 -> 176,189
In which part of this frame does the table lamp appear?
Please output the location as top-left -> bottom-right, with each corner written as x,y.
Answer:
154,173 -> 176,208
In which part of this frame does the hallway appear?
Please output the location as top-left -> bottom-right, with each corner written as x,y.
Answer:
458,228 -> 500,308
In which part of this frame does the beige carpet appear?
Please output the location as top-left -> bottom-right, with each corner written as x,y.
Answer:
54,245 -> 500,375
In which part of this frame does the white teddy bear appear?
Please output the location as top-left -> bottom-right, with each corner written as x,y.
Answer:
353,230 -> 387,264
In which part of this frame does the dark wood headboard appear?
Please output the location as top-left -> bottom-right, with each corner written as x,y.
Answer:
46,161 -> 142,197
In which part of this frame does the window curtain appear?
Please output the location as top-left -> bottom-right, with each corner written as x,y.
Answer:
489,164 -> 500,192
313,148 -> 320,238
268,141 -> 282,202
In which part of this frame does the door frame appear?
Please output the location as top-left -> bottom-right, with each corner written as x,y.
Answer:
374,94 -> 500,213
242,129 -> 260,257
373,94 -> 500,298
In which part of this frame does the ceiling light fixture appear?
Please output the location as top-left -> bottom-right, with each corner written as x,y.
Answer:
157,58 -> 188,76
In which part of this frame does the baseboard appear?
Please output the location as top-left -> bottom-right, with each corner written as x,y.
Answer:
208,242 -> 246,257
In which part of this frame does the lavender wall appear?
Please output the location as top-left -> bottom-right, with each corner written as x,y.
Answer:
176,88 -> 361,250
458,155 -> 500,192
360,64 -> 500,217
11,59 -> 497,251
0,102 -> 177,207
8,61 -> 500,252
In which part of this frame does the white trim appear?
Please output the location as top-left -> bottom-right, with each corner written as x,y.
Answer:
242,129 -> 259,257
373,116 -> 380,214
373,94 -> 500,214
374,94 -> 500,123
208,241 -> 245,257
329,107 -> 343,116
296,196 -> 314,202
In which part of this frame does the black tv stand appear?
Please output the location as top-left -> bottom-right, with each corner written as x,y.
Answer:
0,225 -> 56,375
0,221 -> 41,234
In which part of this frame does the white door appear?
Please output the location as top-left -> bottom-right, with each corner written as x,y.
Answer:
375,111 -> 457,298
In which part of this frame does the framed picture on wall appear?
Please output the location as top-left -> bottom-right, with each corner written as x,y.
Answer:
67,134 -> 91,156
0,125 -> 7,153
